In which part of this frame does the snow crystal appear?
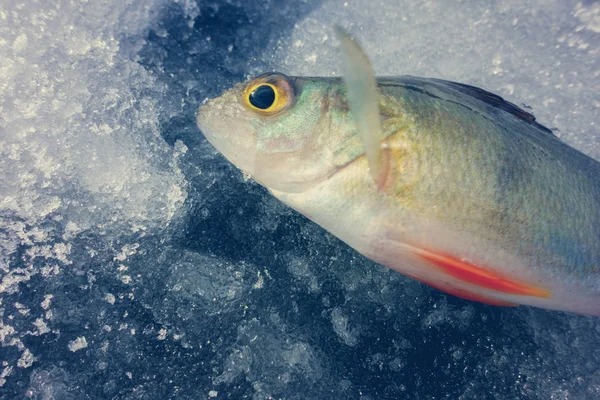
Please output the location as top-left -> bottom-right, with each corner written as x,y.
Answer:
103,293 -> 116,305
68,337 -> 88,352
17,349 -> 34,369
331,307 -> 359,347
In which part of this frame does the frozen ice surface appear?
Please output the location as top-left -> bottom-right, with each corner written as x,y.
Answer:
1,0 -> 599,399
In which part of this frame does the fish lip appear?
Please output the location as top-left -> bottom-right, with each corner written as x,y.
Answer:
195,104 -> 214,142
196,95 -> 262,181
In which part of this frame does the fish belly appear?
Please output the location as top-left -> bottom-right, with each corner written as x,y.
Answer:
271,151 -> 600,316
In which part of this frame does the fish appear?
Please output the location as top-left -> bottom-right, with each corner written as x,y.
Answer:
196,28 -> 600,316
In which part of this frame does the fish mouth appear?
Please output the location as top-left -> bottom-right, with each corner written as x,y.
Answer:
196,116 -> 257,183
197,111 -> 349,194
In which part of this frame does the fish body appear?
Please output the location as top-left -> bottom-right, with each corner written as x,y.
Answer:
196,50 -> 600,316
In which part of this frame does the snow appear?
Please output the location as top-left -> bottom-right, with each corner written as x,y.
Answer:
1,0 -> 599,399
67,337 -> 88,353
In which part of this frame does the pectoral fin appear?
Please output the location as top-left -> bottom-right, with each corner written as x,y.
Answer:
335,26 -> 391,191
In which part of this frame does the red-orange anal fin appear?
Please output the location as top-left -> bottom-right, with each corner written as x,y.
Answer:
411,248 -> 552,299
402,271 -> 517,306
425,279 -> 518,306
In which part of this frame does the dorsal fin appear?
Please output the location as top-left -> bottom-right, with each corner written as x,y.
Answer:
431,78 -> 555,135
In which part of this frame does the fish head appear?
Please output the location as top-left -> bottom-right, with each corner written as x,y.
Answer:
197,73 -> 360,193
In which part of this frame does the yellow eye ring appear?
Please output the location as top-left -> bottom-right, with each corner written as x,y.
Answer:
242,74 -> 294,115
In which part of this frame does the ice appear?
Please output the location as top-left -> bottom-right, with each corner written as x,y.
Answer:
1,0 -> 600,399
277,1 -> 600,159
67,337 -> 88,352
1,0 -> 187,395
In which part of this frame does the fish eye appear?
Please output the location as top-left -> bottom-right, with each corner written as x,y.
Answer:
249,85 -> 276,110
242,73 -> 295,115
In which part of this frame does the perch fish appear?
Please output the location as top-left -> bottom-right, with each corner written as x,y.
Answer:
196,29 -> 600,316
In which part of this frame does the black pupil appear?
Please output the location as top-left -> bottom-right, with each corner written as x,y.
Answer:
249,85 -> 276,110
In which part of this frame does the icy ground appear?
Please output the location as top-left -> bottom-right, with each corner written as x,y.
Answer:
1,0 -> 600,399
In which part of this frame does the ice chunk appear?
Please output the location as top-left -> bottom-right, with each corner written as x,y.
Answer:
68,337 -> 88,352
331,307 -> 359,347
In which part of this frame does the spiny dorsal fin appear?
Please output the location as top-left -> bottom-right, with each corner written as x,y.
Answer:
431,78 -> 555,135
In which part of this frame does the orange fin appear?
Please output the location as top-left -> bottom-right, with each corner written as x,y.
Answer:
422,279 -> 518,306
411,247 -> 552,299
